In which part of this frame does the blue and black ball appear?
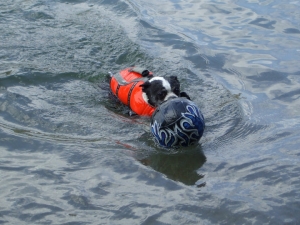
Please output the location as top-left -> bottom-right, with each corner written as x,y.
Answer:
150,97 -> 205,148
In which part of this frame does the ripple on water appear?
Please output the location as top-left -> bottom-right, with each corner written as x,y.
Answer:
1,0 -> 300,224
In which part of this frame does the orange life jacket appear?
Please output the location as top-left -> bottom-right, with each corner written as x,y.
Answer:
110,68 -> 155,116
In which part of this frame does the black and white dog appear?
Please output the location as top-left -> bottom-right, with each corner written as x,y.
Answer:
140,74 -> 190,107
109,67 -> 191,116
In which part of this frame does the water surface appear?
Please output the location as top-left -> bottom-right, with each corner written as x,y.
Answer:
1,0 -> 300,224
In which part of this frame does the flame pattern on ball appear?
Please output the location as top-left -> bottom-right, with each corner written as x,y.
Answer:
151,103 -> 205,147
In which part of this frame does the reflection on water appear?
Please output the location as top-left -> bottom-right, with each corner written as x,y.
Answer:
139,149 -> 206,186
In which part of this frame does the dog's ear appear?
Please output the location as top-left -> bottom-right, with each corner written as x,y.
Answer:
167,76 -> 180,96
169,76 -> 178,81
139,81 -> 151,91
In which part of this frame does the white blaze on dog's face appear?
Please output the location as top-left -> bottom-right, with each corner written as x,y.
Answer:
151,77 -> 178,100
140,77 -> 177,107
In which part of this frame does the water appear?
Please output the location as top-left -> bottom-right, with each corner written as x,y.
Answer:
1,0 -> 300,224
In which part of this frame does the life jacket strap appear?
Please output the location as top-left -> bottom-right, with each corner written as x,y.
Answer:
115,84 -> 121,97
127,82 -> 138,106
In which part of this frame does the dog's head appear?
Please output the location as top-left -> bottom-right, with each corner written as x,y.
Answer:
140,77 -> 177,107
167,76 -> 180,96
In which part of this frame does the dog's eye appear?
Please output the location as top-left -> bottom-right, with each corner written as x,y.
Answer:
158,90 -> 167,98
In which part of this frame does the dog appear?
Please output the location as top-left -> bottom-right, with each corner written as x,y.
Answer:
109,67 -> 190,116
110,67 -> 204,147
140,74 -> 191,107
